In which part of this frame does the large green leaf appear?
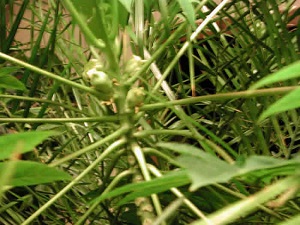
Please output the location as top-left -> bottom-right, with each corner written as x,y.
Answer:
158,142 -> 300,191
0,131 -> 55,160
0,67 -> 26,90
249,61 -> 300,90
258,88 -> 300,121
0,161 -> 71,187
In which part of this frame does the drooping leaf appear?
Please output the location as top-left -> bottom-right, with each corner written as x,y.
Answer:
158,142 -> 300,191
258,88 -> 300,121
249,61 -> 300,90
179,154 -> 300,191
178,155 -> 238,191
0,131 -> 55,160
0,161 -> 71,186
0,67 -> 26,90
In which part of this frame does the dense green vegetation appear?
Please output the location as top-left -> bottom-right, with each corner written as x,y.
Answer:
0,0 -> 299,224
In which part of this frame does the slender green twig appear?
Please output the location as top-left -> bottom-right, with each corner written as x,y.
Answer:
140,86 -> 299,111
49,126 -> 129,167
21,138 -> 126,225
0,52 -> 101,97
0,94 -> 89,115
0,116 -> 124,124
75,169 -> 134,225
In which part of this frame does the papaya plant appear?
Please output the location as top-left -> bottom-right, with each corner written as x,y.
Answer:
0,0 -> 299,224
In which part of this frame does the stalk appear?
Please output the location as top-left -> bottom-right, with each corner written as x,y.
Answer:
21,138 -> 126,225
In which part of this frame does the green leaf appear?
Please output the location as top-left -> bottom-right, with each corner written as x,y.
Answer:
0,131 -> 55,160
90,170 -> 190,206
63,0 -> 105,48
158,142 -> 300,191
249,61 -> 300,90
119,0 -> 133,12
258,88 -> 300,121
277,214 -> 300,225
0,67 -> 26,90
238,155 -> 300,174
176,0 -> 196,28
179,154 -> 300,191
0,161 -> 71,186
118,170 -> 190,205
178,155 -> 238,191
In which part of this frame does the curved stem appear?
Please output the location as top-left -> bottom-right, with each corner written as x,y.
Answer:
49,126 -> 129,167
0,52 -> 101,97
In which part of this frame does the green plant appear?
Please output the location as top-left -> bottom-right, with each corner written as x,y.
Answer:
0,0 -> 299,224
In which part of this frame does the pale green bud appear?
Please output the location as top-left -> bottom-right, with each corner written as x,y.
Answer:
126,87 -> 145,109
124,55 -> 146,76
89,69 -> 113,94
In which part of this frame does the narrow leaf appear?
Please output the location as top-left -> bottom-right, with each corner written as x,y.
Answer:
118,170 -> 190,205
90,170 -> 190,205
176,0 -> 196,28
0,67 -> 26,90
0,161 -> 71,186
119,0 -> 133,12
0,131 -> 55,160
258,88 -> 300,121
249,61 -> 300,90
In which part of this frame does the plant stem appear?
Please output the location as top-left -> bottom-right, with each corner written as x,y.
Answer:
0,52 -> 101,97
76,169 -> 134,225
131,142 -> 164,225
49,127 -> 129,167
151,0 -> 231,93
0,116 -> 124,124
190,175 -> 300,225
140,86 -> 299,111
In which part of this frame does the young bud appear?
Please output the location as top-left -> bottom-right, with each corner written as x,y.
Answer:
126,87 -> 145,109
123,55 -> 146,76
